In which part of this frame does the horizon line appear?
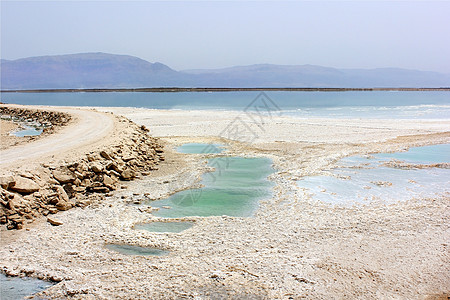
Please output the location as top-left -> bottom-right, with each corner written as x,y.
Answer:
2,87 -> 450,93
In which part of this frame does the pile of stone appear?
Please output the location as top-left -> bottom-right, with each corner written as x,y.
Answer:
0,123 -> 164,230
0,106 -> 71,134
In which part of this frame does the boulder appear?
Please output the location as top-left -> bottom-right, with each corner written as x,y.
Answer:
73,186 -> 86,193
100,151 -> 113,160
90,163 -> 103,173
106,162 -> 123,173
81,179 -> 92,187
47,216 -> 63,226
122,155 -> 136,162
0,176 -> 15,189
56,200 -> 72,211
63,184 -> 76,198
91,186 -> 109,193
120,169 -> 135,181
19,172 -> 34,179
55,185 -> 69,202
103,175 -> 116,190
9,176 -> 40,194
7,194 -> 29,211
53,168 -> 76,184
86,153 -> 100,162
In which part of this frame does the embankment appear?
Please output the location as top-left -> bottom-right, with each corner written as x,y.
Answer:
0,106 -> 164,230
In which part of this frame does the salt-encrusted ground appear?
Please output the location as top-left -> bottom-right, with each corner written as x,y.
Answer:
1,106 -> 449,299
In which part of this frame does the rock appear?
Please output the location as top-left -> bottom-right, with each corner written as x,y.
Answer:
103,175 -> 116,190
120,169 -> 135,181
74,171 -> 84,179
87,153 -> 99,162
9,176 -> 40,194
48,207 -> 59,214
122,155 -> 136,162
81,179 -> 92,187
47,216 -> 63,226
0,176 -> 15,189
76,163 -> 88,173
90,163 -> 103,173
106,162 -> 123,173
53,168 -> 76,184
91,186 -> 109,193
63,184 -> 76,198
73,186 -> 86,193
55,185 -> 69,202
7,194 -> 28,210
19,172 -> 34,179
56,200 -> 72,211
109,170 -> 121,178
100,151 -> 113,160
76,200 -> 90,207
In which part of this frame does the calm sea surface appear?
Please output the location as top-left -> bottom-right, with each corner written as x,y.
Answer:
1,91 -> 449,118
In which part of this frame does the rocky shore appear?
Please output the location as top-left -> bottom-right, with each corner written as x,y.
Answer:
0,106 -> 71,134
0,107 -> 164,230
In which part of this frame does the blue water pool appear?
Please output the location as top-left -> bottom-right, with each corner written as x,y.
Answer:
0,273 -> 54,300
298,144 -> 450,205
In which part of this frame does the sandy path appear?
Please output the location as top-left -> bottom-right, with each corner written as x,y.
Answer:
0,107 -> 114,169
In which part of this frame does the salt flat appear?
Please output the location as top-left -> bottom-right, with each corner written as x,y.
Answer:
1,106 -> 449,299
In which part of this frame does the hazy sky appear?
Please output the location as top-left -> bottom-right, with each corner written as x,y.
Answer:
1,1 -> 450,72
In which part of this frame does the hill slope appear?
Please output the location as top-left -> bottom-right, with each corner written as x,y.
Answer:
1,53 -> 185,89
1,53 -> 449,89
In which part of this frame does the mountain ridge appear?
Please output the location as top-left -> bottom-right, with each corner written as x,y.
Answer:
1,53 -> 449,89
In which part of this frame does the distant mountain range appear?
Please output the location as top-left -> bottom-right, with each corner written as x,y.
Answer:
1,52 -> 449,89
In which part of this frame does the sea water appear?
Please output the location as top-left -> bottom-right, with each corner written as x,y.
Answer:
1,91 -> 449,119
0,273 -> 54,300
150,156 -> 274,218
298,144 -> 450,205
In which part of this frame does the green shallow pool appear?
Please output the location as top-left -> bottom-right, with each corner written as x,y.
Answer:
105,244 -> 169,256
134,221 -> 194,233
150,156 -> 274,218
177,143 -> 224,154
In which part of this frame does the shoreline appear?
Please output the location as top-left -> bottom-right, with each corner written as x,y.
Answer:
1,87 -> 450,93
0,105 -> 449,299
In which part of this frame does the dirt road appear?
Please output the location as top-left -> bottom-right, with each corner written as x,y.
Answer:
0,106 -> 114,170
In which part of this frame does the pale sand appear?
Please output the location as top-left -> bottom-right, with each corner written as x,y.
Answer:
0,119 -> 21,150
1,106 -> 449,299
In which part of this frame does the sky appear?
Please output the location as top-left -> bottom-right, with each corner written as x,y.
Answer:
1,1 -> 450,73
